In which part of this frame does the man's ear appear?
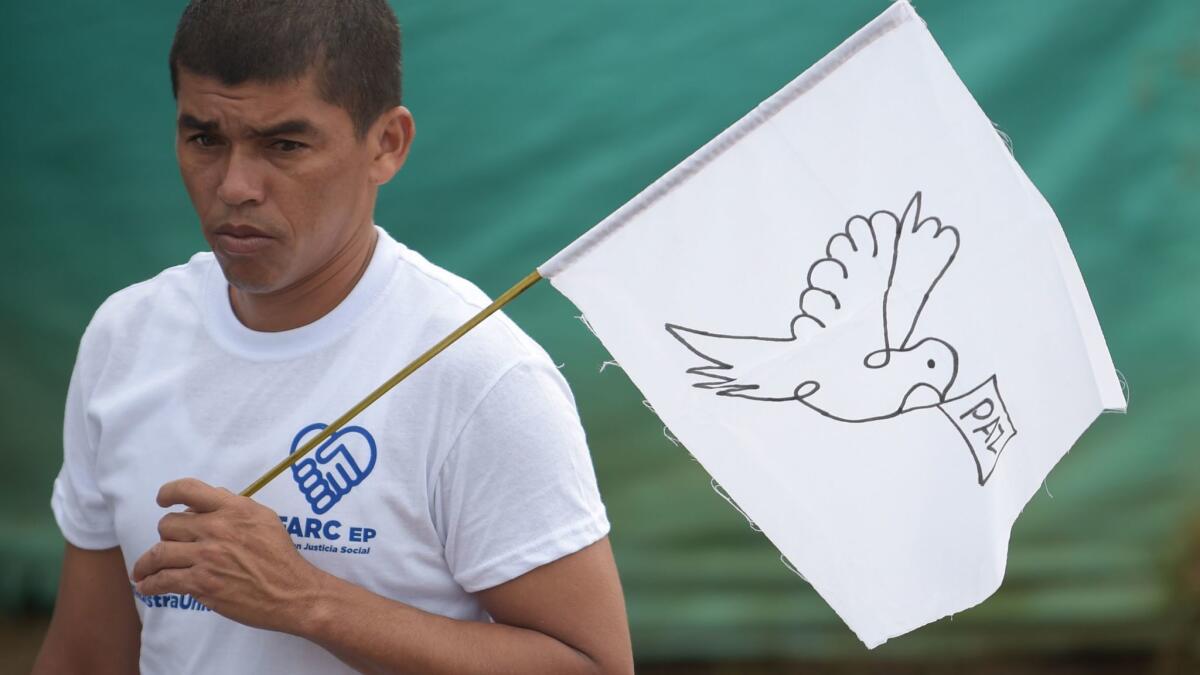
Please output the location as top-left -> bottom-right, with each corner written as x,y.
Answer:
367,106 -> 415,186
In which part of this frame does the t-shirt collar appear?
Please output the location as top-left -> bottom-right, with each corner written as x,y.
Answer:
203,225 -> 398,361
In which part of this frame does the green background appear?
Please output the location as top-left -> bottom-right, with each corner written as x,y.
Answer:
2,0 -> 1198,664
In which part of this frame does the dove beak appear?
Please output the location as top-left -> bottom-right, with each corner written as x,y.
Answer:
899,383 -> 945,413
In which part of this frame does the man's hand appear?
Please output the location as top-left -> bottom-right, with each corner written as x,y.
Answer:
132,478 -> 633,674
130,477 -> 327,634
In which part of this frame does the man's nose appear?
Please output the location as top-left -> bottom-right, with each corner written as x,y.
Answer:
215,147 -> 265,206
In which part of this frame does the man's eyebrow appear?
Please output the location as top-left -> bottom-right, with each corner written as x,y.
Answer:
250,119 -> 317,138
178,114 -> 218,132
176,115 -> 318,138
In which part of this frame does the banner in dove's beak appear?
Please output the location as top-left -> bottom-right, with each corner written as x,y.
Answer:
938,375 -> 1017,486
538,0 -> 1125,648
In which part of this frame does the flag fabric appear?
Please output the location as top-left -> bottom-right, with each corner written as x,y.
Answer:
538,1 -> 1125,647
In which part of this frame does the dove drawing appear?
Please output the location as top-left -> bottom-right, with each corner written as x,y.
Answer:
666,191 -> 962,424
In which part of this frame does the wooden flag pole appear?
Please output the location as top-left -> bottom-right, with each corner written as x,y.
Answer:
239,269 -> 544,498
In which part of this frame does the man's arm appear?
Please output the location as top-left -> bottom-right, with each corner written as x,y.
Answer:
304,536 -> 632,675
131,479 -> 633,675
33,543 -> 141,675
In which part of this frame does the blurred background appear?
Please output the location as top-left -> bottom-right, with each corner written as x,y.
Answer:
2,0 -> 1198,672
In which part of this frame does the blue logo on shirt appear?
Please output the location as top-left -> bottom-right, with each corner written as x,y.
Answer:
290,423 -> 377,515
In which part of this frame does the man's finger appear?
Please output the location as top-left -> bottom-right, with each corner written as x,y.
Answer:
131,540 -> 200,583
157,511 -> 203,542
134,567 -> 196,598
156,477 -> 232,512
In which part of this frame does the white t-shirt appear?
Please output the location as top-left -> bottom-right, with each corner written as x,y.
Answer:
51,227 -> 610,674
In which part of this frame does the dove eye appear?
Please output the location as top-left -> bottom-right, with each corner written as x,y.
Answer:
926,359 -> 936,369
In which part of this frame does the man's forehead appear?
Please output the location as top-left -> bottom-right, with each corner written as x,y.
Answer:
175,68 -> 343,133
176,67 -> 318,102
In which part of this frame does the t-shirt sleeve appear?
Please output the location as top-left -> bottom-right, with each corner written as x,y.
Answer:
433,357 -> 610,593
50,326 -> 119,550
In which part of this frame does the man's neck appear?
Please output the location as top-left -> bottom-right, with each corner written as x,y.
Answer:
229,226 -> 380,333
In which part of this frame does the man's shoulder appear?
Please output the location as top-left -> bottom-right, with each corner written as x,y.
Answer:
84,252 -> 215,349
389,243 -> 548,370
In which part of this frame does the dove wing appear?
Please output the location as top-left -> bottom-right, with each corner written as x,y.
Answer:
663,209 -> 894,400
794,205 -> 901,351
665,195 -> 954,400
882,192 -> 960,350
666,208 -> 903,400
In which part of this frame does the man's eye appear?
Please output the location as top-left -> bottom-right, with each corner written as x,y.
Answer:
187,133 -> 218,148
271,139 -> 306,153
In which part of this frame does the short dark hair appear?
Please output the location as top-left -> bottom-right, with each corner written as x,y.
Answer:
169,0 -> 402,138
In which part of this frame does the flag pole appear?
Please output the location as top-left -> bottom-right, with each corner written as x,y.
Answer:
239,269 -> 544,498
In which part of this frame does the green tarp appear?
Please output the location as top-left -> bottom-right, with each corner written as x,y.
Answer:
2,0 -> 1197,660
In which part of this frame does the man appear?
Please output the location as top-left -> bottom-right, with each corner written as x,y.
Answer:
33,1 -> 633,673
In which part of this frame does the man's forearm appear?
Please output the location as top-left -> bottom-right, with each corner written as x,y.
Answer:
293,571 -> 602,675
132,484 -> 630,674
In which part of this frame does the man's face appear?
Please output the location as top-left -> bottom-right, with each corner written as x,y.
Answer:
175,68 -> 378,293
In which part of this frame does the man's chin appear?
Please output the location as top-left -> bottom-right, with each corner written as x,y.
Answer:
214,257 -> 281,295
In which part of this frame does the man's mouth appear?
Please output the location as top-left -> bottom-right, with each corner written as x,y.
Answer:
212,223 -> 275,256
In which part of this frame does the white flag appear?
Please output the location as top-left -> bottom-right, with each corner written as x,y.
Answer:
539,1 -> 1125,647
